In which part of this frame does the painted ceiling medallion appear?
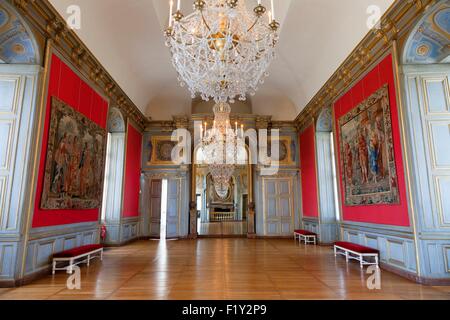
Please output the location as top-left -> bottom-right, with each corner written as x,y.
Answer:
164,0 -> 279,104
416,44 -> 430,56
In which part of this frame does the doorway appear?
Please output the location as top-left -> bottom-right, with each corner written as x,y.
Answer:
195,168 -> 249,237
149,178 -> 180,239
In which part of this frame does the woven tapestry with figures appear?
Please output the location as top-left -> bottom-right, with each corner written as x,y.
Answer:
40,97 -> 106,210
339,84 -> 399,206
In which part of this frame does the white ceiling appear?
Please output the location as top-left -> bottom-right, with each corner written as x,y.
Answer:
49,0 -> 394,120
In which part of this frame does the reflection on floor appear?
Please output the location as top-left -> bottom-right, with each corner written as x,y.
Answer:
198,221 -> 247,236
0,239 -> 449,300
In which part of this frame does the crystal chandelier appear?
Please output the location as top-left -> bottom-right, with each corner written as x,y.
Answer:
200,102 -> 244,198
164,0 -> 280,103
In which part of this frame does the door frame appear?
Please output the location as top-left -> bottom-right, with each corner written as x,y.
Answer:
262,176 -> 295,236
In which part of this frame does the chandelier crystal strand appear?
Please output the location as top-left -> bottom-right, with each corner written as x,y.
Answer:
165,0 -> 279,103
201,103 -> 243,199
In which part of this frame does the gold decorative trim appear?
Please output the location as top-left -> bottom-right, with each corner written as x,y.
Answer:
267,135 -> 296,166
391,40 -> 422,276
148,136 -> 178,166
8,0 -> 148,130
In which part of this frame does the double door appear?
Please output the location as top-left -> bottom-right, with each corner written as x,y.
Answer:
149,179 -> 180,239
263,178 -> 294,236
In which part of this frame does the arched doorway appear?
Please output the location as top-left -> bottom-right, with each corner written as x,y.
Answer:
194,144 -> 252,237
400,1 -> 450,280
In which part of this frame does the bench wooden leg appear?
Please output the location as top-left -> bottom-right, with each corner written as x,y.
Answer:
52,260 -> 56,275
68,259 -> 74,274
375,255 -> 379,269
87,254 -> 90,266
360,254 -> 364,268
345,251 -> 349,262
100,249 -> 103,261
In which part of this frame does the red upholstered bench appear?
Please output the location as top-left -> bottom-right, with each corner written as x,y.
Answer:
52,244 -> 104,274
294,230 -> 317,245
334,241 -> 379,269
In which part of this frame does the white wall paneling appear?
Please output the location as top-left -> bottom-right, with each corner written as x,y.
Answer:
0,65 -> 40,284
25,222 -> 99,276
340,222 -> 417,273
402,64 -> 450,279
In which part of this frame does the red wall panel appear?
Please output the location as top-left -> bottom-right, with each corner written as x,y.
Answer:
32,54 -> 109,228
122,123 -> 143,218
333,54 -> 410,227
300,125 -> 319,218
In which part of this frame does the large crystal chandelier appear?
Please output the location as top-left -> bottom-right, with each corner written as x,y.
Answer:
164,0 -> 280,103
200,102 -> 244,198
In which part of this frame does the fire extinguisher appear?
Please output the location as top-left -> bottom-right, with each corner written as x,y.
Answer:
100,224 -> 107,242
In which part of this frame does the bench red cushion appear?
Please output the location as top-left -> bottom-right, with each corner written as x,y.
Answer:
335,241 -> 378,254
53,244 -> 103,258
294,229 -> 316,236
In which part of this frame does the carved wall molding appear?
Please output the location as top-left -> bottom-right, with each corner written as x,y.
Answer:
255,167 -> 300,178
145,115 -> 297,132
294,0 -> 437,131
8,0 -> 148,130
173,116 -> 190,129
143,170 -> 188,180
145,121 -> 176,132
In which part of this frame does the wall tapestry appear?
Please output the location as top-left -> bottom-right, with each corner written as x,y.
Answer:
339,84 -> 399,206
40,97 -> 106,209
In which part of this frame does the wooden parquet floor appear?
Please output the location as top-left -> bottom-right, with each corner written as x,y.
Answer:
0,239 -> 449,300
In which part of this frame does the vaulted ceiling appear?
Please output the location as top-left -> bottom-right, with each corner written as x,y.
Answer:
49,0 -> 394,120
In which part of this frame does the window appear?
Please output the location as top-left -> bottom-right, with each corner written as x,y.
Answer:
101,133 -> 112,222
160,179 -> 168,240
330,132 -> 341,221
196,194 -> 202,211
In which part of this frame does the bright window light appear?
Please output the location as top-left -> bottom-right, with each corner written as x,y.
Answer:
160,179 -> 168,240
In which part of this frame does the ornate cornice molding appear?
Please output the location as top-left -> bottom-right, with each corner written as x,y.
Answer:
294,0 -> 436,131
145,115 -> 297,132
145,120 -> 176,132
9,0 -> 148,130
143,169 -> 189,180
173,115 -> 190,129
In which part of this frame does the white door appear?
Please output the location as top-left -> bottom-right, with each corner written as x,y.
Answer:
263,178 -> 294,236
165,179 -> 179,239
149,179 -> 162,238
